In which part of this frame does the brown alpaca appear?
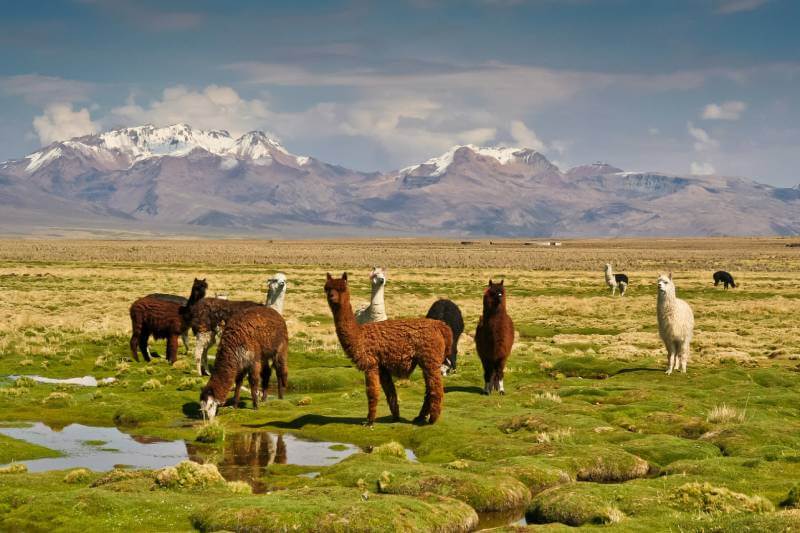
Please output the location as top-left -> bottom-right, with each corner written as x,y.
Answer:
324,272 -> 452,426
475,279 -> 514,395
186,297 -> 261,376
199,306 -> 288,421
128,279 -> 206,364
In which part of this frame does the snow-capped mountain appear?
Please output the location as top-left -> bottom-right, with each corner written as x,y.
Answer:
1,126 -> 798,237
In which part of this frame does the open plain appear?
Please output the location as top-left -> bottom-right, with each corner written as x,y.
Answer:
1,237 -> 800,531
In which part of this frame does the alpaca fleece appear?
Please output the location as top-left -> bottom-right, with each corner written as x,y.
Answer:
325,273 -> 452,425
475,280 -> 514,395
355,267 -> 387,324
200,306 -> 288,417
187,297 -> 261,376
149,293 -> 190,354
713,270 -> 736,289
657,274 -> 695,375
129,279 -> 206,364
426,299 -> 464,372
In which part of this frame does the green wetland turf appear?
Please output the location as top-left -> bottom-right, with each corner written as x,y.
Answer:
0,238 -> 800,531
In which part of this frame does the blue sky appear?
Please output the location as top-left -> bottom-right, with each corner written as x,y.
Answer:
1,0 -> 798,185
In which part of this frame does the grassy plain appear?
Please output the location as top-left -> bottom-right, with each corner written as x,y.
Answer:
0,237 -> 799,531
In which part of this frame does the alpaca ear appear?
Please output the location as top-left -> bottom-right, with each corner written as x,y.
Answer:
342,272 -> 348,281
488,279 -> 493,286
326,272 -> 333,281
499,279 -> 504,286
668,272 -> 673,280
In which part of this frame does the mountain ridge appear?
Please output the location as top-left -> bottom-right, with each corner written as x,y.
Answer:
1,124 -> 798,237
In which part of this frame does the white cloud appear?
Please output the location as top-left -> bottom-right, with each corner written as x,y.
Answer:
108,85 -> 271,138
714,0 -> 771,14
32,103 -> 98,145
690,161 -> 715,175
702,100 -> 747,120
687,122 -> 719,152
509,120 -> 546,151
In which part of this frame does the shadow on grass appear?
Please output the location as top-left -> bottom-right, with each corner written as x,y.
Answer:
612,367 -> 664,375
182,402 -> 202,419
250,414 -> 414,429
445,385 -> 485,395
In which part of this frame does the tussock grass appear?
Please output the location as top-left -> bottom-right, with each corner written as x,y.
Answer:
707,404 -> 746,424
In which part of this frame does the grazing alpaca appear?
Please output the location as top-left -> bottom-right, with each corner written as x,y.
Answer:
475,280 -> 514,395
149,293 -> 191,354
199,306 -> 289,421
129,279 -> 206,364
713,270 -> 736,289
657,273 -> 695,375
426,299 -> 464,376
324,273 -> 452,426
266,272 -> 287,315
604,263 -> 629,296
355,267 -> 388,324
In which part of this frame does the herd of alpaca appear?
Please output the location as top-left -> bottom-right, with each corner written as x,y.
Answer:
126,262 -> 739,424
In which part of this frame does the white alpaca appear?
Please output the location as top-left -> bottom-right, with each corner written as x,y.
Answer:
605,263 -> 628,296
657,273 -> 694,375
266,272 -> 287,315
355,266 -> 388,324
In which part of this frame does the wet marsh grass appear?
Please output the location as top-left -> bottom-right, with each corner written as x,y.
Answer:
0,237 -> 799,529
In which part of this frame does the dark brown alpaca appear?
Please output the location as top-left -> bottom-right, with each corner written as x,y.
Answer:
128,279 -> 207,364
199,306 -> 288,421
475,279 -> 514,395
186,297 -> 261,376
324,273 -> 452,426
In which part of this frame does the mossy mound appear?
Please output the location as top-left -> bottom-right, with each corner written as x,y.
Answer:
550,445 -> 650,482
63,468 -> 93,484
190,486 -> 479,533
226,480 -> 253,494
90,468 -> 153,488
323,453 -> 530,512
527,488 -> 624,526
620,434 -> 722,467
0,463 -> 27,474
42,392 -> 76,408
671,482 -> 774,514
480,456 -> 572,495
782,485 -> 800,508
370,441 -> 406,459
154,461 -> 226,490
195,421 -> 225,444
112,405 -> 161,427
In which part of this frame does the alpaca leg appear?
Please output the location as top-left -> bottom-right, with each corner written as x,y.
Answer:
379,368 -> 400,421
181,332 -> 190,355
495,360 -> 506,395
275,340 -> 288,400
166,335 -> 179,364
419,361 -> 444,424
482,361 -> 493,395
450,335 -> 460,371
680,339 -> 690,373
248,362 -> 261,410
194,331 -> 211,376
665,348 -> 675,375
365,370 -> 380,427
138,329 -> 152,362
202,331 -> 216,376
261,363 -> 272,401
233,373 -> 245,408
130,331 -> 141,362
611,285 -> 616,296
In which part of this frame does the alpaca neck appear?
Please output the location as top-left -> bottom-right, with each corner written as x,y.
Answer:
483,300 -> 506,317
657,289 -> 677,314
266,290 -> 285,315
604,269 -> 615,285
330,294 -> 365,364
368,284 -> 386,318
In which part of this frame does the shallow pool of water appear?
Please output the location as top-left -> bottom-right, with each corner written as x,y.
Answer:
476,507 -> 528,530
0,423 -> 187,472
7,375 -> 116,387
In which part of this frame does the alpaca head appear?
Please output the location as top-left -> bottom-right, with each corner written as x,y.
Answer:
657,273 -> 675,296
190,278 -> 208,302
369,266 -> 386,288
324,272 -> 349,308
484,279 -> 506,311
199,386 -> 219,421
267,272 -> 287,302
605,263 -> 612,273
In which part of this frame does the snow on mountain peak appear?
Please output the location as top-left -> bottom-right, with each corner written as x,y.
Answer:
20,124 -> 308,173
400,144 -> 546,177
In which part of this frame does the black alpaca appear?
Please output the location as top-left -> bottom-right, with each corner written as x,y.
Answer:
426,299 -> 464,374
713,271 -> 736,289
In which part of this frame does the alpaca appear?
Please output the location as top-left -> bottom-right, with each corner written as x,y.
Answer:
426,299 -> 464,376
657,273 -> 695,375
129,279 -> 206,364
604,263 -> 629,296
475,279 -> 514,395
324,273 -> 452,426
713,270 -> 736,289
355,267 -> 388,324
266,272 -> 287,315
149,293 -> 191,354
188,297 -> 262,376
199,306 -> 289,421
